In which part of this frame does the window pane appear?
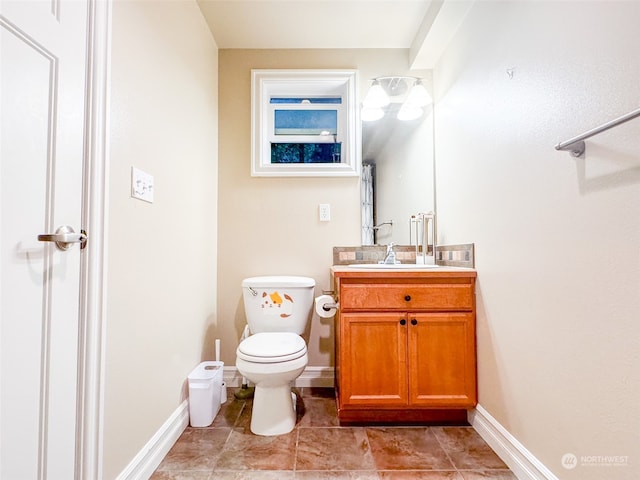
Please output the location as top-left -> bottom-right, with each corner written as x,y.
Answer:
270,97 -> 342,104
274,110 -> 338,135
271,143 -> 342,164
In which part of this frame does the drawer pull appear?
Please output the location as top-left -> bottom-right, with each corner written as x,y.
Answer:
411,318 -> 418,326
404,295 -> 411,301
399,319 -> 406,325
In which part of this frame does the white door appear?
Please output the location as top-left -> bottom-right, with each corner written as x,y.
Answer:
1,1 -> 89,478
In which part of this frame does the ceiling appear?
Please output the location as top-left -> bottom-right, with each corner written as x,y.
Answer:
196,0 -> 474,69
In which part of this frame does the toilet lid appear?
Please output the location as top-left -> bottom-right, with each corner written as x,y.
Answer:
237,332 -> 307,363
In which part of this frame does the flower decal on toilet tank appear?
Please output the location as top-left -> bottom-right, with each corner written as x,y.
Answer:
261,291 -> 294,318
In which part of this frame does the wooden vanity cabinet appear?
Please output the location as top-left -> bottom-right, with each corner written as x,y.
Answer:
332,268 -> 477,424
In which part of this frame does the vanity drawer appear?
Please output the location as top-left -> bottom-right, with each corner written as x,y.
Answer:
340,283 -> 474,311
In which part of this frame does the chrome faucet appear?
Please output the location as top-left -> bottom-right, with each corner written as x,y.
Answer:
380,242 -> 399,264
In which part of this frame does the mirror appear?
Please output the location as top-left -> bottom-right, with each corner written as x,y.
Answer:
360,79 -> 435,246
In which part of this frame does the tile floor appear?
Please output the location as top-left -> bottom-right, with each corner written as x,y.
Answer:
151,388 -> 517,480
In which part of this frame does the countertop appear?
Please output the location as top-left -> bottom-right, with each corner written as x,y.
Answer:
331,265 -> 477,280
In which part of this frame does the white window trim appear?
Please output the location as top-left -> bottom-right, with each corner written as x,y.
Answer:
251,69 -> 360,177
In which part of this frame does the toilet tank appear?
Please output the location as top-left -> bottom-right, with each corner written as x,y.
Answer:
242,276 -> 315,334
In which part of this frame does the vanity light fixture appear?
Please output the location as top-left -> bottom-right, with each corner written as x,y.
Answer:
362,76 -> 432,122
404,79 -> 431,107
361,107 -> 385,122
397,104 -> 424,121
362,79 -> 390,108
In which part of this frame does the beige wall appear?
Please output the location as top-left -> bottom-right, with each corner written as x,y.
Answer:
99,3 -> 639,476
217,49 -> 425,367
103,1 -> 218,477
434,2 -> 639,479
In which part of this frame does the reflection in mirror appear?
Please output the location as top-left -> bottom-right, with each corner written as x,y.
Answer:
361,76 -> 435,246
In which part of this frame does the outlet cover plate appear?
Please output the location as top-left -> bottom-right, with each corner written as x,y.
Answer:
319,203 -> 331,222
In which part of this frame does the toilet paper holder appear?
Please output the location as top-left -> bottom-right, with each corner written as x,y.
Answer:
321,290 -> 339,311
322,302 -> 338,311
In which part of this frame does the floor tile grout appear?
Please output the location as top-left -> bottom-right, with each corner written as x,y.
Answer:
432,426 -> 459,472
293,427 -> 299,473
151,388 -> 516,479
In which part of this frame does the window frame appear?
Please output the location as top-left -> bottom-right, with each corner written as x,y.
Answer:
251,69 -> 360,177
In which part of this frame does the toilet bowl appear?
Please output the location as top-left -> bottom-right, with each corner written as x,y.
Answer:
235,276 -> 315,436
236,332 -> 307,435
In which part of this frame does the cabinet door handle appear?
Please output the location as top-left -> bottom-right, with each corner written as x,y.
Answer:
399,319 -> 406,325
404,295 -> 411,301
411,318 -> 418,326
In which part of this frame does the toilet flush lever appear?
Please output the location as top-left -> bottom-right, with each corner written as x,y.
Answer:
248,287 -> 258,296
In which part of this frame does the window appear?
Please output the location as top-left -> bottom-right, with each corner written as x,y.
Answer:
252,70 -> 359,177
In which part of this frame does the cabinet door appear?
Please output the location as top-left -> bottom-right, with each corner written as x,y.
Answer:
408,313 -> 476,407
339,312 -> 408,407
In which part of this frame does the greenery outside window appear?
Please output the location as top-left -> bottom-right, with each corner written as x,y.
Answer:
252,70 -> 359,177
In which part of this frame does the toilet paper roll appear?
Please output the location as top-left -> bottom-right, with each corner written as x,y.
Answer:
315,295 -> 337,318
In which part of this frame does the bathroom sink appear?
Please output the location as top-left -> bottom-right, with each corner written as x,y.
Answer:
348,263 -> 440,269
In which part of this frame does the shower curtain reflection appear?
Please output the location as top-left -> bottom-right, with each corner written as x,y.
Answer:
361,163 -> 374,245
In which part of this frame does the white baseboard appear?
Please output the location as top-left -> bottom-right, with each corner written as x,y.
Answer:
223,365 -> 335,388
295,366 -> 335,387
118,375 -> 557,480
115,366 -> 332,478
116,400 -> 189,480
469,404 -> 559,480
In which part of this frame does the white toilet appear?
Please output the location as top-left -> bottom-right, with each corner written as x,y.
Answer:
236,275 -> 315,436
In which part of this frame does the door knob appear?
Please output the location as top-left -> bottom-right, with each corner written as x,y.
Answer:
399,319 -> 406,325
38,225 -> 87,251
411,318 -> 418,326
404,295 -> 411,301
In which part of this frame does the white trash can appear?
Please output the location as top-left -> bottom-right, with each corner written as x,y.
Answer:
188,361 -> 223,427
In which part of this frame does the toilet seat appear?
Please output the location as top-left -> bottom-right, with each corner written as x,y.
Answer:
237,332 -> 306,363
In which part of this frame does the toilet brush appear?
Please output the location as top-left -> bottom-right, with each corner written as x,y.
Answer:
215,339 -> 228,403
234,378 -> 255,400
234,324 -> 255,399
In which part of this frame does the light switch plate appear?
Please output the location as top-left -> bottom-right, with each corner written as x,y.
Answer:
131,167 -> 154,203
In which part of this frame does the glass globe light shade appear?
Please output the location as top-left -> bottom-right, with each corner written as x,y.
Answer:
363,81 -> 390,108
405,81 -> 432,107
397,105 -> 423,121
361,107 -> 385,122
